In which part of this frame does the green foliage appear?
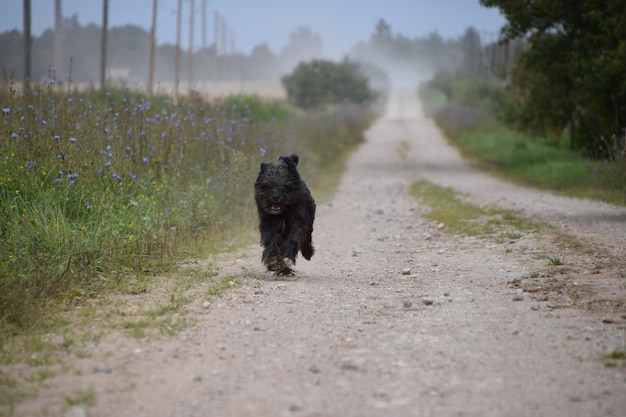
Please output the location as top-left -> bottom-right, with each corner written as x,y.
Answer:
281,59 -> 376,109
454,127 -> 623,204
424,72 -> 521,127
480,0 -> 626,154
421,71 -> 625,205
221,94 -> 291,123
0,81 -> 372,333
409,179 -> 538,240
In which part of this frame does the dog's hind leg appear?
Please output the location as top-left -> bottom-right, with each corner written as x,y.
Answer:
300,235 -> 314,260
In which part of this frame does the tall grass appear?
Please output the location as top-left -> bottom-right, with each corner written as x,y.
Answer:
0,83 -> 371,333
419,75 -> 625,205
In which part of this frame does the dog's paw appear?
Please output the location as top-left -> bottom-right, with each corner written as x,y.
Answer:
282,257 -> 294,268
266,259 -> 285,272
301,244 -> 314,260
275,266 -> 295,277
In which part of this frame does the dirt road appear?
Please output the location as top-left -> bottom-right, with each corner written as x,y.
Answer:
24,89 -> 626,417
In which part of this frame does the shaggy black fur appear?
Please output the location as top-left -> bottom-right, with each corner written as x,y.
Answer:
254,154 -> 316,276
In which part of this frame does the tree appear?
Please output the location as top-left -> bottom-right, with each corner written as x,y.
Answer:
281,59 -> 375,109
279,27 -> 323,73
459,27 -> 482,76
480,0 -> 626,153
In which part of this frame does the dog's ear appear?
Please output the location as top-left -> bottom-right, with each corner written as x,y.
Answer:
279,154 -> 299,166
279,155 -> 298,173
259,162 -> 269,173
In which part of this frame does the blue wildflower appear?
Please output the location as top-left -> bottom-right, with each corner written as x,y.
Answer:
2,108 -> 9,114
69,137 -> 76,143
11,133 -> 18,139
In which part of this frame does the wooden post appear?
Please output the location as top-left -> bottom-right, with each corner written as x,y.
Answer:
148,0 -> 157,95
54,0 -> 63,83
23,0 -> 31,90
100,0 -> 108,89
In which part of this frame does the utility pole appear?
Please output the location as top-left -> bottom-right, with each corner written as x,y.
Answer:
202,0 -> 207,51
54,0 -> 63,83
214,10 -> 219,79
230,30 -> 236,81
188,0 -> 194,93
23,0 -> 31,90
175,0 -> 182,96
220,14 -> 226,80
100,0 -> 108,89
148,0 -> 157,95
220,15 -> 226,57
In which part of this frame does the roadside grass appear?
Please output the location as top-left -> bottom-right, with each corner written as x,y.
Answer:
451,128 -> 624,205
0,84 -> 373,413
409,179 -> 539,241
396,140 -> 410,161
0,84 -> 369,331
409,179 -> 602,262
419,83 -> 625,206
602,349 -> 626,368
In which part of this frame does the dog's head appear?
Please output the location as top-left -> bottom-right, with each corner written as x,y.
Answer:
254,154 -> 302,215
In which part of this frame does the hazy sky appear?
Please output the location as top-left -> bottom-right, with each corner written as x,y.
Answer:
0,0 -> 506,58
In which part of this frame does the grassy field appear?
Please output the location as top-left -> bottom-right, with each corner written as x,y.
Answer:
420,82 -> 625,206
0,82 -> 373,337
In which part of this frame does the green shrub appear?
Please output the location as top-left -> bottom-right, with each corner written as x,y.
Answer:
221,94 -> 291,123
281,59 -> 376,109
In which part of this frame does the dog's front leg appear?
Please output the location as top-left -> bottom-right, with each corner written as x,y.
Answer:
260,215 -> 286,272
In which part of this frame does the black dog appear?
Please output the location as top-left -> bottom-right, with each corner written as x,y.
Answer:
254,154 -> 316,276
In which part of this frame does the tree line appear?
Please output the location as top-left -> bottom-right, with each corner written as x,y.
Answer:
0,13 -> 483,89
480,0 -> 625,154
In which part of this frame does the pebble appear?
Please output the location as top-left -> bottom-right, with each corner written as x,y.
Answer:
63,406 -> 87,417
401,268 -> 411,275
339,357 -> 362,371
94,366 -> 112,374
512,293 -> 524,302
202,301 -> 211,309
437,223 -> 445,229
403,300 -> 413,308
422,297 -> 434,305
